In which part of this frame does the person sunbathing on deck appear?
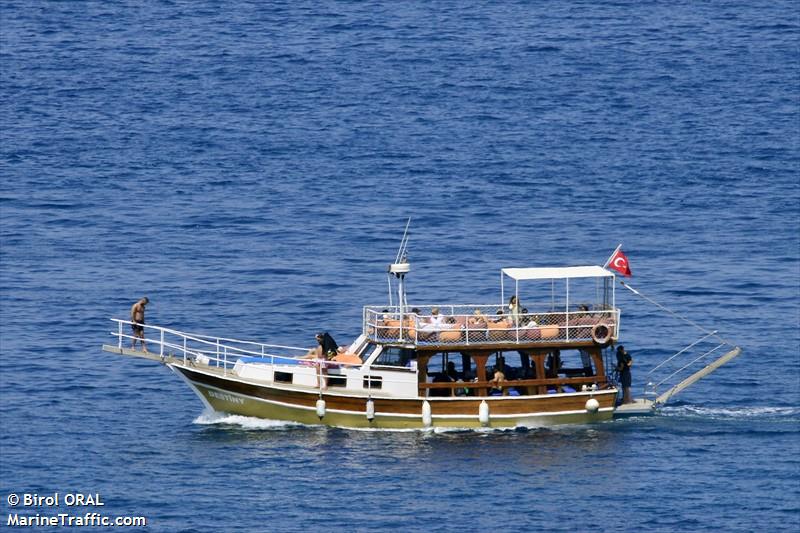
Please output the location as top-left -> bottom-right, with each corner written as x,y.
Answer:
468,309 -> 488,328
419,307 -> 445,333
419,309 -> 461,341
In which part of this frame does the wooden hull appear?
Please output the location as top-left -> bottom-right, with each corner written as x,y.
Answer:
170,364 -> 617,429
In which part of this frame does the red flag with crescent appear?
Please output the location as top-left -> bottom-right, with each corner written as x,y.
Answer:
607,248 -> 632,277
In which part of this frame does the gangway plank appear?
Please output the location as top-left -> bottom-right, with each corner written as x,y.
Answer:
655,346 -> 742,405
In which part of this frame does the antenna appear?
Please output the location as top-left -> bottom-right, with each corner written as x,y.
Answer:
389,218 -> 411,277
387,218 -> 412,340
395,217 -> 411,264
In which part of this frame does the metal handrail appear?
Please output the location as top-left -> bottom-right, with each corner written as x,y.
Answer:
112,318 -> 306,349
111,319 -> 312,369
647,331 -> 718,376
109,318 -> 374,371
654,343 -> 726,388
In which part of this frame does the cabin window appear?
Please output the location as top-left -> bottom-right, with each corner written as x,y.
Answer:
327,374 -> 347,387
360,343 -> 381,360
274,371 -> 293,384
374,347 -> 416,368
363,375 -> 382,390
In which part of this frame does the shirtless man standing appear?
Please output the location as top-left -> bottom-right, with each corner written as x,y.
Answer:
130,297 -> 149,352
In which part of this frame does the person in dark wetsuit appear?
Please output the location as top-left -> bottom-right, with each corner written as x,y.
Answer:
616,345 -> 633,404
307,332 -> 339,359
545,349 -> 561,378
304,332 -> 339,390
432,361 -> 460,397
319,332 -> 339,359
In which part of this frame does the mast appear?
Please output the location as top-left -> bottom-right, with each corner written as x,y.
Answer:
389,219 -> 411,340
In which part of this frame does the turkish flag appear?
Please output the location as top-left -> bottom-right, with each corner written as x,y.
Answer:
607,249 -> 632,277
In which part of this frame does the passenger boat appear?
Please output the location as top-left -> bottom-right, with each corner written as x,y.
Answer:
102,245 -> 741,429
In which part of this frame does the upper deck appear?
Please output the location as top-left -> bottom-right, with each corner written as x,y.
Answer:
363,305 -> 620,350
369,263 -> 620,351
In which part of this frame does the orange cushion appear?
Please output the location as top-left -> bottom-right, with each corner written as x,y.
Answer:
439,330 -> 463,342
332,353 -> 362,364
539,325 -> 560,339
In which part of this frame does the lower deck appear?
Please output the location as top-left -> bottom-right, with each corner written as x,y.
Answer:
101,346 -> 618,428
173,363 -> 618,429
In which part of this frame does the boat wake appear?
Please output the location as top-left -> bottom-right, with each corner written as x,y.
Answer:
192,410 -> 303,430
189,411 -> 583,433
192,406 -> 799,431
661,405 -> 799,421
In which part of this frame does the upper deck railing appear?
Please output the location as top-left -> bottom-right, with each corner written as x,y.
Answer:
363,305 -> 620,347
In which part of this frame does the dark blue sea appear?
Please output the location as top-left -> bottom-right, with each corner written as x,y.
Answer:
1,1 -> 799,531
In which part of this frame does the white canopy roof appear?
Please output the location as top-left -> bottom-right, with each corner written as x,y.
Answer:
502,266 -> 613,281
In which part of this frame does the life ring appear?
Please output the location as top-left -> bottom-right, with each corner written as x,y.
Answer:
591,323 -> 612,345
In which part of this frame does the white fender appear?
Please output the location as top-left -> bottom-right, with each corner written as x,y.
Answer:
585,398 -> 600,413
479,400 -> 490,427
365,398 -> 375,421
316,398 -> 326,419
422,400 -> 432,427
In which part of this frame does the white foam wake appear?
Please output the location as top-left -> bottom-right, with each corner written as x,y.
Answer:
662,405 -> 799,419
192,410 -> 302,430
191,413 -> 539,433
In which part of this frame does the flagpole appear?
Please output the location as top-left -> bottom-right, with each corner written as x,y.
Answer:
603,243 -> 622,269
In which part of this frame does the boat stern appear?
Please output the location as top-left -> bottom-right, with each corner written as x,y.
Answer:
613,398 -> 656,418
